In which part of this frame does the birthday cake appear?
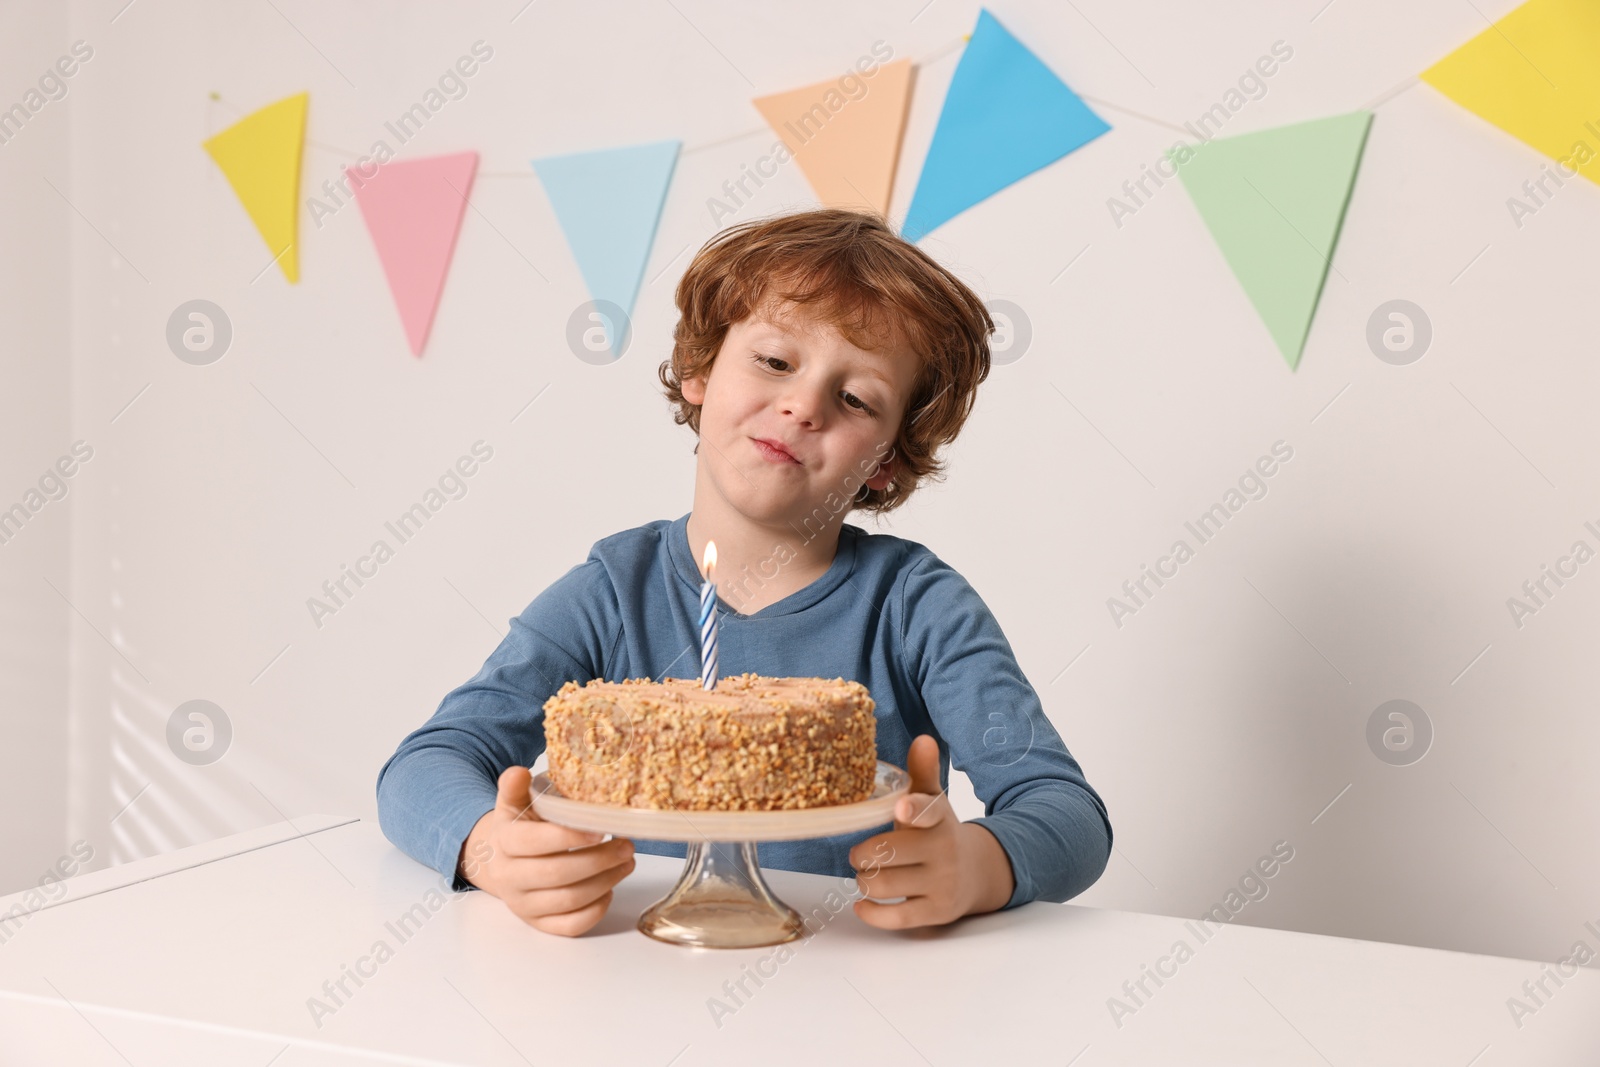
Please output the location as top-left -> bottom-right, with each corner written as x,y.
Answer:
542,673 -> 878,810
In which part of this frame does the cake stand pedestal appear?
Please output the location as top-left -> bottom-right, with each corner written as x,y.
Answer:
529,761 -> 909,949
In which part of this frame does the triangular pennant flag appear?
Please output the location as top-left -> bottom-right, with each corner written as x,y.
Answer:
901,9 -> 1109,242
752,58 -> 916,216
1420,0 -> 1600,186
348,151 -> 478,358
532,140 -> 679,356
202,92 -> 308,283
1171,112 -> 1372,371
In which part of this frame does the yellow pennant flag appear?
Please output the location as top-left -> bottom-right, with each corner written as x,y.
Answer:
202,92 -> 308,283
753,57 -> 914,216
1420,0 -> 1600,186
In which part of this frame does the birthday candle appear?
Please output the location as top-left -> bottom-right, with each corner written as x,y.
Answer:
699,540 -> 718,690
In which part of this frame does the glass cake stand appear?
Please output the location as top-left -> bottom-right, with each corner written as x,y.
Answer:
528,761 -> 909,949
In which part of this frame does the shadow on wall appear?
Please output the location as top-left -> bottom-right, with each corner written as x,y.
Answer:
1165,530 -> 1585,967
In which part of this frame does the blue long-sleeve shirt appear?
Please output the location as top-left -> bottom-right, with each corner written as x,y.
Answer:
376,512 -> 1112,910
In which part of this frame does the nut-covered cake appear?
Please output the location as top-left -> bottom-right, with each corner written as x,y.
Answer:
542,673 -> 877,810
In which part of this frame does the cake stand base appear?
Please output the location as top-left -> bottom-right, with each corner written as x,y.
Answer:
529,761 -> 909,950
637,840 -> 804,948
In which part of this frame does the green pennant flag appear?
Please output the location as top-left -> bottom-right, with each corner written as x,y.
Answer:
1170,112 -> 1372,370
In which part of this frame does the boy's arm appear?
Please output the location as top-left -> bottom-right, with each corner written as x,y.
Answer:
375,560 -> 619,891
900,554 -> 1113,910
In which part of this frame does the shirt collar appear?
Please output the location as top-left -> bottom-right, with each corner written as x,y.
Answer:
667,511 -> 860,619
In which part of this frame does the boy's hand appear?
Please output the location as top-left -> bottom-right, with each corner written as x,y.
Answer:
848,735 -> 1016,929
458,765 -> 636,937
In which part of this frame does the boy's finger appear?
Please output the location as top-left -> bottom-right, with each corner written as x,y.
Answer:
494,766 -> 608,849
504,838 -> 634,890
895,792 -> 946,828
904,734 -> 943,795
500,817 -> 608,857
852,858 -> 920,901
850,832 -> 916,870
854,894 -> 938,931
495,765 -> 537,818
519,852 -> 637,916
527,889 -> 614,938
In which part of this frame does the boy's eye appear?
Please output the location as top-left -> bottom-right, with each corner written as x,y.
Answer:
842,392 -> 873,415
753,352 -> 877,416
753,353 -> 791,372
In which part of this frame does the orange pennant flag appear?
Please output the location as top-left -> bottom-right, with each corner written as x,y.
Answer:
753,57 -> 914,215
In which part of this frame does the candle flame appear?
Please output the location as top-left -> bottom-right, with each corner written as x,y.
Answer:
701,540 -> 717,579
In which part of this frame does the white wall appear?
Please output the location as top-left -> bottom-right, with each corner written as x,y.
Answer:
3,0 -> 1594,968
0,0 -> 72,897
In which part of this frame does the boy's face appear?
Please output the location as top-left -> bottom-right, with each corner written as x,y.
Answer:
681,299 -> 918,527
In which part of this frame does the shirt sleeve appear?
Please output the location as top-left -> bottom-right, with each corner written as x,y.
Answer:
375,559 -> 619,892
900,553 -> 1113,910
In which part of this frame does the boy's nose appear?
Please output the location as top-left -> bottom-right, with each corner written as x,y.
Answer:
778,388 -> 823,428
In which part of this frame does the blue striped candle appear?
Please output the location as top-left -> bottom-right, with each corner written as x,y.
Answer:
699,540 -> 719,690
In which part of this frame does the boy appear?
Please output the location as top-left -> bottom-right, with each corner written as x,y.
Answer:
377,208 -> 1112,937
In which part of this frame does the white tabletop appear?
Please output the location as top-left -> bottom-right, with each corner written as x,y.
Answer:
0,817 -> 1594,1065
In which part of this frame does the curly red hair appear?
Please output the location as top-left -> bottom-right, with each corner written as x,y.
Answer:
657,208 -> 993,515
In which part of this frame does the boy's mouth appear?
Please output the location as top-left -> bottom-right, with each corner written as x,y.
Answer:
751,437 -> 802,466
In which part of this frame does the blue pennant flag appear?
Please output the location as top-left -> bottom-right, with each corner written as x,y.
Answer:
902,9 -> 1110,242
533,139 -> 680,355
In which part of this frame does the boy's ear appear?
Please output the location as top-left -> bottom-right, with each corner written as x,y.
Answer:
864,456 -> 896,491
682,374 -> 706,405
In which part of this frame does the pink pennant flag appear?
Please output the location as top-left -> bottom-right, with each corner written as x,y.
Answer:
349,151 -> 478,357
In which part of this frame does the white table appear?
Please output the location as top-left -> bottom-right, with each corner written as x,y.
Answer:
0,817 -> 1594,1065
